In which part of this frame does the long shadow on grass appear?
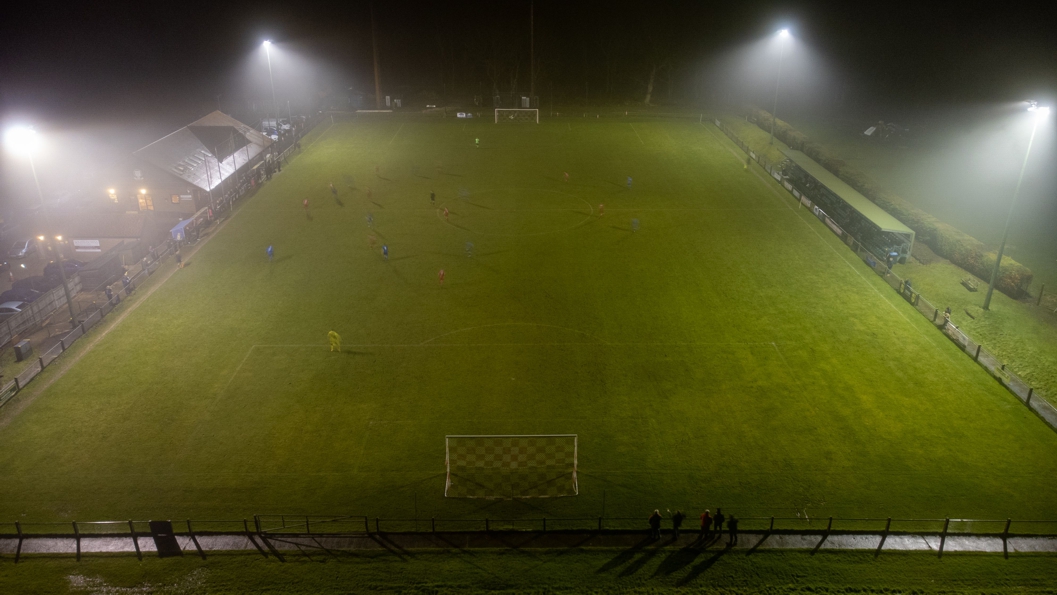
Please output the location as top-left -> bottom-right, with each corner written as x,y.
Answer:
675,546 -> 730,586
653,545 -> 706,576
596,537 -> 656,574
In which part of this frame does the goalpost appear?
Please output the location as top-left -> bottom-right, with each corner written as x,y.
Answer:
495,108 -> 539,123
445,434 -> 578,498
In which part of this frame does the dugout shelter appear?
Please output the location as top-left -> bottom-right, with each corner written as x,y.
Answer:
781,149 -> 915,263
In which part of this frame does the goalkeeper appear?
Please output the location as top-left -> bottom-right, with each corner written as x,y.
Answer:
328,331 -> 342,352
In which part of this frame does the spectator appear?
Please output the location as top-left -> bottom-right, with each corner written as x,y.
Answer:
121,274 -> 132,296
727,515 -> 739,546
104,286 -> 113,303
699,509 -> 712,540
648,510 -> 662,541
713,508 -> 725,535
671,510 -> 685,539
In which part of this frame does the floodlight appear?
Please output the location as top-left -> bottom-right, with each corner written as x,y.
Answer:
107,188 -> 116,194
55,235 -> 62,241
778,29 -> 790,38
263,40 -> 271,46
4,125 -> 41,156
1038,106 -> 1050,117
139,188 -> 147,194
37,235 -> 45,241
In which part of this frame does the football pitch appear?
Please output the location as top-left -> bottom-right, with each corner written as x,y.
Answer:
0,114 -> 1055,524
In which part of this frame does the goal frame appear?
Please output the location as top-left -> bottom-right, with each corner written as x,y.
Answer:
494,108 -> 539,123
444,434 -> 578,498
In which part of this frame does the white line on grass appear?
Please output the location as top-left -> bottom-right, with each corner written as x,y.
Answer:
629,123 -> 646,146
387,123 -> 405,147
0,201 -> 248,429
698,122 -> 946,351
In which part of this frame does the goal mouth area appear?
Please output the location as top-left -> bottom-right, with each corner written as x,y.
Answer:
494,109 -> 539,123
445,434 -> 578,499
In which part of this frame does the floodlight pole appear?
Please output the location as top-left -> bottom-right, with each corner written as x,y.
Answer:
530,1 -> 535,106
769,34 -> 787,146
982,115 -> 1040,310
27,155 -> 78,328
265,42 -> 278,127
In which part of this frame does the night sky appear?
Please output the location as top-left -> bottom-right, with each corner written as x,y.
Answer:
2,1 -> 1055,121
1,1 -> 1055,215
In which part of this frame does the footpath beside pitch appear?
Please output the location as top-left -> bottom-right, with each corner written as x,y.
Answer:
3,530 -> 1056,560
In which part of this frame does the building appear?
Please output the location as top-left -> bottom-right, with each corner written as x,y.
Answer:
109,111 -> 274,216
782,149 -> 915,263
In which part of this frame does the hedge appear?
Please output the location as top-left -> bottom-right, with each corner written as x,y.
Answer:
746,106 -> 1033,297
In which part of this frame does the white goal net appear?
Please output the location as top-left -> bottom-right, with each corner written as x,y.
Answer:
445,434 -> 578,498
495,109 -> 539,123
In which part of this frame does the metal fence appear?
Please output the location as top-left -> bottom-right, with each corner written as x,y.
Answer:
714,118 -> 1057,433
0,114 -> 333,411
0,275 -> 84,348
3,513 -> 1056,540
0,240 -> 177,409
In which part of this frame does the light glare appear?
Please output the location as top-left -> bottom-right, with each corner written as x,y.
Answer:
778,29 -> 790,38
4,126 -> 41,156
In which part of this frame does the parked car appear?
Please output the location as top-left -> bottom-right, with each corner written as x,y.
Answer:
7,239 -> 36,259
0,301 -> 29,320
43,259 -> 85,279
13,275 -> 58,293
0,288 -> 41,303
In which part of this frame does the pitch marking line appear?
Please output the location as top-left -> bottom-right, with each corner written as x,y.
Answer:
698,121 -> 946,352
0,196 -> 249,429
387,123 -> 405,147
629,123 -> 646,146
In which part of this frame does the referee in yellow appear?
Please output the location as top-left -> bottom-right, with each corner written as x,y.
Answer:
328,331 -> 342,352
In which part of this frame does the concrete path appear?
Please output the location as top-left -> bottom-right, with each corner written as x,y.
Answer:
3,531 -> 1056,559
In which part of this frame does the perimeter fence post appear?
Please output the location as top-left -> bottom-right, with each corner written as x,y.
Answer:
1004,518 -> 1011,537
39,356 -> 44,369
485,518 -> 490,532
939,517 -> 949,558
884,517 -> 891,533
933,309 -> 939,322
254,515 -> 261,534
975,345 -> 982,361
375,518 -> 380,533
129,520 -> 141,560
1037,284 -> 1045,306
306,516 -> 311,535
769,516 -> 774,531
598,517 -> 603,531
826,517 -> 833,532
1026,388 -> 1033,406
73,521 -> 80,561
363,517 -> 369,533
15,521 -> 23,563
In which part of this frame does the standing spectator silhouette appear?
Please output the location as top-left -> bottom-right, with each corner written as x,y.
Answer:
699,509 -> 712,540
671,510 -> 685,539
727,515 -> 739,546
713,508 -> 725,536
648,510 -> 662,541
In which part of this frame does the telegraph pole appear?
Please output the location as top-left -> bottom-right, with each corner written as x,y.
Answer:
372,4 -> 382,109
530,2 -> 535,106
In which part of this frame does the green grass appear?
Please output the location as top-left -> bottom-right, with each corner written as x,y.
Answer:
723,112 -> 1057,407
0,116 -> 1055,526
3,549 -> 1056,594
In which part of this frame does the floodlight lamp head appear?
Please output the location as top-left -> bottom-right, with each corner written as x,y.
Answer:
263,40 -> 271,46
778,29 -> 790,38
4,125 -> 41,156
